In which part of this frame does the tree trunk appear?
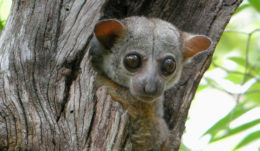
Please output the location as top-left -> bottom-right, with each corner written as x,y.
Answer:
0,0 -> 242,150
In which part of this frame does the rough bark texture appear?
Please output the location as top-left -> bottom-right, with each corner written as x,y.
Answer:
0,0 -> 242,150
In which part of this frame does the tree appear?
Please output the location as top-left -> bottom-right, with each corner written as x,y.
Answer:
0,0 -> 242,150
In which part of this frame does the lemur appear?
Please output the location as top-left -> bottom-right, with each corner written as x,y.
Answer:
90,16 -> 211,151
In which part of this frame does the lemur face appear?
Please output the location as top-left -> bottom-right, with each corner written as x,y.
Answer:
123,51 -> 178,102
92,17 -> 211,102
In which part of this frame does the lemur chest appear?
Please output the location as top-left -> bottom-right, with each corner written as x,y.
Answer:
129,115 -> 169,150
126,101 -> 169,150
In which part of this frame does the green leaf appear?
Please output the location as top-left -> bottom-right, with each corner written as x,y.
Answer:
253,58 -> 260,74
205,77 -> 223,90
245,82 -> 260,105
197,84 -> 208,92
234,130 -> 260,149
245,93 -> 260,106
248,81 -> 260,90
0,0 -> 4,30
228,56 -> 254,74
249,0 -> 260,12
225,73 -> 244,84
203,103 -> 254,142
228,57 -> 245,67
234,4 -> 251,15
210,119 -> 260,142
216,31 -> 249,56
179,143 -> 192,151
0,19 -> 6,30
0,21 -> 4,30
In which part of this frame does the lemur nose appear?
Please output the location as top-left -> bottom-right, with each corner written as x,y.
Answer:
144,82 -> 157,95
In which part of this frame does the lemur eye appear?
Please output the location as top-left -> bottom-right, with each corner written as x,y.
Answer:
161,57 -> 176,75
124,53 -> 142,71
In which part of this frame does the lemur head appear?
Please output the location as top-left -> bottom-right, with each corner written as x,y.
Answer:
91,17 -> 211,102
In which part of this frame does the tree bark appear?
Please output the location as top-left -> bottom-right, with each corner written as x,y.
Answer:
0,0 -> 242,150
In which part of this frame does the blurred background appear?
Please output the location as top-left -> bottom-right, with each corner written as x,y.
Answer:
181,0 -> 260,150
1,0 -> 259,150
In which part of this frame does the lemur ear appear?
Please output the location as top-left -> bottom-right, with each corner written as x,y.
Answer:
94,19 -> 125,49
182,32 -> 211,59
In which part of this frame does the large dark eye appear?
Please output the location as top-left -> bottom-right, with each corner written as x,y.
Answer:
161,56 -> 176,75
124,53 -> 142,71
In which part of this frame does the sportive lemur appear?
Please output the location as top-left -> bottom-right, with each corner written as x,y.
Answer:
90,16 -> 211,151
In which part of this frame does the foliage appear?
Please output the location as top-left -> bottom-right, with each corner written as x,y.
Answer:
200,0 -> 260,150
180,1 -> 260,151
0,0 -> 11,31
0,0 -> 4,30
235,0 -> 260,14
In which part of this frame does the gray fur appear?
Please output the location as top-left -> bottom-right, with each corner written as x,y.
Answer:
91,17 -> 185,102
91,17 -> 211,150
